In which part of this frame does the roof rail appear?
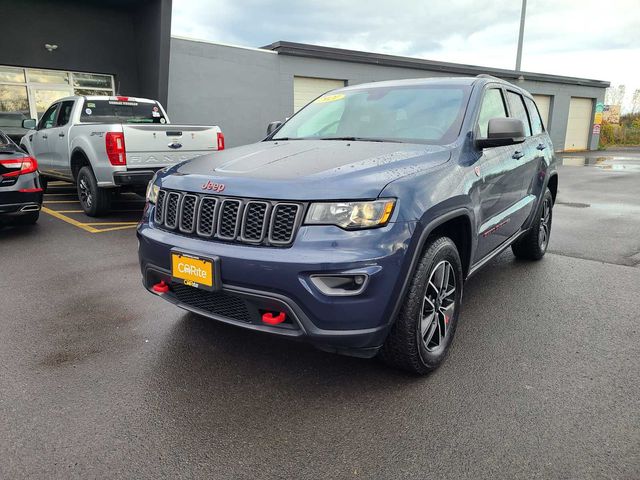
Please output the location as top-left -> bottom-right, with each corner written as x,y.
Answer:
476,74 -> 502,80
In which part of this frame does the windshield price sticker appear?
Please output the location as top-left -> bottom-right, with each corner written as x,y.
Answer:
314,94 -> 345,104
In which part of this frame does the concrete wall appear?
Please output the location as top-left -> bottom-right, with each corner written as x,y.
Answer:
167,38 -> 282,147
168,37 -> 606,151
1,0 -> 172,104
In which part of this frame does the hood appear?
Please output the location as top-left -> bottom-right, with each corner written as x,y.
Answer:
158,140 -> 450,200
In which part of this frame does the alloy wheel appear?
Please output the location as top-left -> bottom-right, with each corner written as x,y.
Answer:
79,177 -> 93,208
420,260 -> 457,352
539,197 -> 552,250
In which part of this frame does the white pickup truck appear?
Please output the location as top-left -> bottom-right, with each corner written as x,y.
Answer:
20,96 -> 223,216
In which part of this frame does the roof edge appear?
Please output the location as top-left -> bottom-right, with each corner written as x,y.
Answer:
262,41 -> 610,88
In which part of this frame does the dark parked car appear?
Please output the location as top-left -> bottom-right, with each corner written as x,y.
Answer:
0,130 -> 42,226
0,112 -> 30,145
137,75 -> 557,374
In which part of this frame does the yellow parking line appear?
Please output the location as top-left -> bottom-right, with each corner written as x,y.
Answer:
41,207 -> 100,233
44,200 -> 81,204
44,193 -> 77,196
85,222 -> 139,226
93,224 -> 138,233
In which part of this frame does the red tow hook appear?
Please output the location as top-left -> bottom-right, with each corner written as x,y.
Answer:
262,311 -> 286,325
152,280 -> 170,293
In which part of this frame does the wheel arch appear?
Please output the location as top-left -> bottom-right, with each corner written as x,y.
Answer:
385,207 -> 475,331
70,148 -> 91,181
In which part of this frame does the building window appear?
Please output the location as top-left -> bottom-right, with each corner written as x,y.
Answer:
0,66 -> 115,127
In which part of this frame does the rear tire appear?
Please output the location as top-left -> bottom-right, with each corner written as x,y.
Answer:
12,211 -> 39,225
77,166 -> 111,217
379,236 -> 463,374
511,188 -> 553,261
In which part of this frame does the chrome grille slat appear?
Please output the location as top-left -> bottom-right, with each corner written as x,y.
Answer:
269,203 -> 301,245
156,189 -> 301,247
154,189 -> 166,224
240,201 -> 269,243
165,192 -> 181,229
217,199 -> 243,240
196,197 -> 218,237
179,194 -> 198,233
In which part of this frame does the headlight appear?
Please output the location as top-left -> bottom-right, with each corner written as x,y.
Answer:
305,199 -> 396,229
145,174 -> 159,204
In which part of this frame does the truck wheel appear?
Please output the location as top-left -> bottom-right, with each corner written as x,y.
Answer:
511,188 -> 553,261
77,166 -> 111,217
379,236 -> 463,374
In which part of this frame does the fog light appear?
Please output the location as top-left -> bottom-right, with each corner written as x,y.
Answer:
309,274 -> 369,296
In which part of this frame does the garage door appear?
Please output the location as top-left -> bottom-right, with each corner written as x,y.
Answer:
564,97 -> 593,151
532,94 -> 551,130
293,76 -> 345,112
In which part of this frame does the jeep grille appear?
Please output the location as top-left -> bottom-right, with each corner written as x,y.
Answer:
154,189 -> 303,247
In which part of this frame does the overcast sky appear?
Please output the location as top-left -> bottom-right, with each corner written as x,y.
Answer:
172,0 -> 640,112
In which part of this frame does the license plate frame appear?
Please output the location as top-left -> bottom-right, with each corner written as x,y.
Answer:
170,250 -> 220,291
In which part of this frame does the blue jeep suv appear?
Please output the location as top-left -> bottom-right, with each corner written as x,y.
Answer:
138,76 -> 557,374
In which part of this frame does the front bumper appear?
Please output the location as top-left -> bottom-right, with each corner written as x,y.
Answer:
137,215 -> 416,356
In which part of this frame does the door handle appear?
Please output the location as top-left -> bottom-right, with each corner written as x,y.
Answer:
536,144 -> 546,151
41,134 -> 48,139
512,151 -> 524,160
58,132 -> 65,137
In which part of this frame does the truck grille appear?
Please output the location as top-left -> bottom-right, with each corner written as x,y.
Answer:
154,189 -> 303,246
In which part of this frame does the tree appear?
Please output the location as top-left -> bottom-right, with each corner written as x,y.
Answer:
605,85 -> 626,106
631,89 -> 640,114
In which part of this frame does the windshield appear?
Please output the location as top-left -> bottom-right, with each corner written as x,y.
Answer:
273,84 -> 470,144
79,99 -> 167,124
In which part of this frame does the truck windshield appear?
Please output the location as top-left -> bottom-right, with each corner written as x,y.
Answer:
273,85 -> 470,144
79,99 -> 167,124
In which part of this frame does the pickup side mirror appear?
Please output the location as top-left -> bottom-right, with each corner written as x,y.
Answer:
22,119 -> 37,130
476,117 -> 525,149
266,121 -> 283,136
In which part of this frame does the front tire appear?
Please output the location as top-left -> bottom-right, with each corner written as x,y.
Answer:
511,188 -> 553,260
77,166 -> 111,217
379,236 -> 464,374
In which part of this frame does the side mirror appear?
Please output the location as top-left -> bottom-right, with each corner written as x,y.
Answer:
22,119 -> 37,130
476,118 -> 525,149
266,121 -> 283,136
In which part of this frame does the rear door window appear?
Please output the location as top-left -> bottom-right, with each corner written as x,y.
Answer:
80,99 -> 166,124
506,91 -> 532,136
524,96 -> 544,135
477,88 -> 507,138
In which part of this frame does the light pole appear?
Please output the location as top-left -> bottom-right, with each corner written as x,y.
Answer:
515,0 -> 527,71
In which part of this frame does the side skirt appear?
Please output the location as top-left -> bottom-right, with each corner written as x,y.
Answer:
466,229 -> 528,279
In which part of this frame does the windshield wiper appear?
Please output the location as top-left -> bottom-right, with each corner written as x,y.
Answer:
319,136 -> 402,143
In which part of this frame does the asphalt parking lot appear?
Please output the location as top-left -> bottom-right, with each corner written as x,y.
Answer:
1,152 -> 639,479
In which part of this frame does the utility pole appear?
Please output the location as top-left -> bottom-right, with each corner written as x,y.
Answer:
515,0 -> 527,71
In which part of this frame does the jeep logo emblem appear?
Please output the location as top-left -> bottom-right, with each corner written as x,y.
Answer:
201,180 -> 225,192
168,142 -> 182,149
